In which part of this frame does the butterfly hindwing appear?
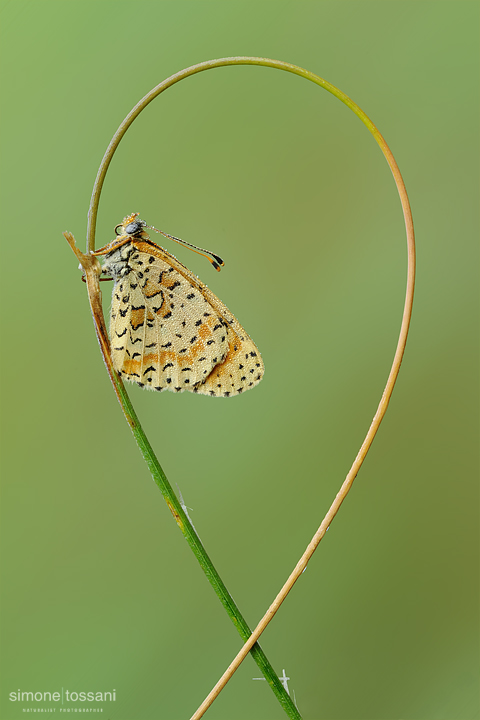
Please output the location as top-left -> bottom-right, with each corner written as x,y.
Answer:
106,244 -> 230,392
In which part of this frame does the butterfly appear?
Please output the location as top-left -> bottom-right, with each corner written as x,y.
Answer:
93,214 -> 264,397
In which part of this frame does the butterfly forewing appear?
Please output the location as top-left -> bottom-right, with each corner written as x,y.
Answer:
100,226 -> 264,397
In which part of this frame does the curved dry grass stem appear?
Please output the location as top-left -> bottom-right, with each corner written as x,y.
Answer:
190,68 -> 415,719
72,55 -> 414,718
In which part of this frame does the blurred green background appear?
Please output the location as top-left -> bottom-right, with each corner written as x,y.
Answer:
0,2 -> 478,719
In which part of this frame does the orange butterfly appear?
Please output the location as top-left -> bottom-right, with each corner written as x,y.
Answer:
93,214 -> 264,397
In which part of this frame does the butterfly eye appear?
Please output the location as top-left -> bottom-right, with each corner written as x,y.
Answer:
124,221 -> 143,236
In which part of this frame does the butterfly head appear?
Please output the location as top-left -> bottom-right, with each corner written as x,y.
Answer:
114,213 -> 148,239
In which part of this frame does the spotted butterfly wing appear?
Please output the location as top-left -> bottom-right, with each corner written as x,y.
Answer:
95,214 -> 264,397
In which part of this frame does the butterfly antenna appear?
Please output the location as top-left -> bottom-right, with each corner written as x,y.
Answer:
146,225 -> 225,272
